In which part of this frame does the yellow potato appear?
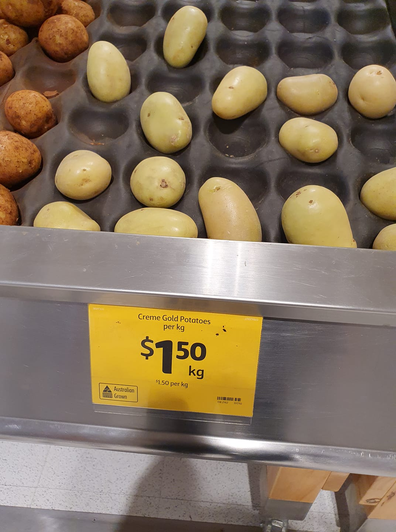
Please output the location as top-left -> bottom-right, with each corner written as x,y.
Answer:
277,74 -> 338,115
130,157 -> 185,208
55,150 -> 112,200
279,117 -> 338,163
163,6 -> 207,68
373,225 -> 396,250
114,208 -> 198,238
199,177 -> 262,242
140,92 -> 192,154
348,65 -> 396,119
34,201 -> 100,231
87,41 -> 131,103
360,168 -> 396,220
282,185 -> 356,248
212,66 -> 267,120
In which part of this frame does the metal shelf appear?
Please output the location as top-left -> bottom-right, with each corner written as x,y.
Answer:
0,227 -> 396,475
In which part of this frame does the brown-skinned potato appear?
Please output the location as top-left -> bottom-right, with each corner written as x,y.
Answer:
39,14 -> 88,63
0,20 -> 29,56
5,90 -> 57,138
0,0 -> 60,27
0,131 -> 42,188
59,0 -> 95,27
0,51 -> 13,86
0,184 -> 19,225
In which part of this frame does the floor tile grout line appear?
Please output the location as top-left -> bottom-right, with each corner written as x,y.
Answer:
159,456 -> 171,499
32,444 -> 53,502
32,487 -> 162,500
158,497 -> 256,507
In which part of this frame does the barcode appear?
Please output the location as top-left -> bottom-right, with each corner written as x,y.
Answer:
217,396 -> 241,402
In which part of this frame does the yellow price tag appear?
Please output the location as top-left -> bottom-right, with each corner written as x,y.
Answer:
89,305 -> 263,417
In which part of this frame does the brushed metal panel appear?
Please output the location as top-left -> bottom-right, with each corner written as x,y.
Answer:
0,297 -> 396,473
0,506 -> 260,532
0,228 -> 396,326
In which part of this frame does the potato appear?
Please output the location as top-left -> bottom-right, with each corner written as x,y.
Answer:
163,6 -> 207,68
0,51 -> 13,87
199,177 -> 262,242
140,92 -> 192,154
277,74 -> 338,115
360,168 -> 396,220
114,208 -> 198,238
0,131 -> 42,188
59,0 -> 95,27
0,20 -> 28,56
279,117 -> 338,163
39,14 -> 88,63
373,225 -> 396,250
34,201 -> 100,231
0,184 -> 18,225
130,157 -> 185,208
87,41 -> 131,103
5,90 -> 57,139
348,65 -> 396,119
0,0 -> 59,27
282,185 -> 356,248
55,150 -> 111,200
212,67 -> 267,120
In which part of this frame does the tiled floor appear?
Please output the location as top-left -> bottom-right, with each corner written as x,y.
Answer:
0,441 -> 340,531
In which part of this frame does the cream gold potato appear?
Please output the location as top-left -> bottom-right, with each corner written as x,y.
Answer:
361,168 -> 396,220
373,225 -> 396,250
163,6 -> 208,68
212,66 -> 267,120
279,118 -> 338,163
277,74 -> 338,115
348,65 -> 396,119
199,177 -> 262,242
34,202 -> 100,231
87,41 -> 131,103
114,208 -> 198,238
282,185 -> 356,248
140,92 -> 192,154
130,157 -> 186,208
55,150 -> 112,201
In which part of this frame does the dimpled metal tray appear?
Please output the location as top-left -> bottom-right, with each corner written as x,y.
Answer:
1,0 -> 396,248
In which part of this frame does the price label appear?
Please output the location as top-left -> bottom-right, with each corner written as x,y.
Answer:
89,305 -> 263,417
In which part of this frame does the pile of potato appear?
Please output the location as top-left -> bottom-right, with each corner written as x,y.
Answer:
0,0 -> 95,86
2,4 -> 396,252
